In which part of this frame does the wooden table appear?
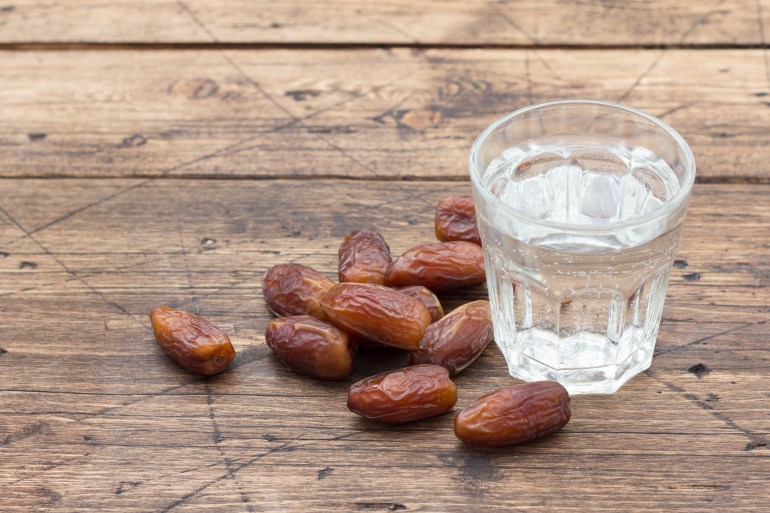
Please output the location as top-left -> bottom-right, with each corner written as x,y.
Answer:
1,2 -> 769,511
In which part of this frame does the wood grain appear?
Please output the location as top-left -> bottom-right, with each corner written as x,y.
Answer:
3,2 -> 769,511
0,49 -> 769,182
1,179 -> 768,512
0,0 -> 767,46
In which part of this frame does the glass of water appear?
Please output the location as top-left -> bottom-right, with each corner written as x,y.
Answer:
469,100 -> 695,394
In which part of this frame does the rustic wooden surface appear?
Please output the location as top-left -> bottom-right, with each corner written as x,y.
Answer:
1,2 -> 769,512
1,0 -> 769,46
1,49 -> 770,182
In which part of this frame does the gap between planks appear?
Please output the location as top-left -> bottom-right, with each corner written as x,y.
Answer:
0,175 -> 766,185
1,42 -> 770,52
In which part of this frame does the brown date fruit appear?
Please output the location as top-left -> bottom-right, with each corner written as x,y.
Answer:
347,365 -> 457,424
435,195 -> 481,245
262,264 -> 335,321
386,241 -> 485,292
320,283 -> 430,350
454,381 -> 571,447
338,228 -> 392,285
408,300 -> 492,375
265,315 -> 354,380
150,306 -> 236,376
397,285 -> 444,323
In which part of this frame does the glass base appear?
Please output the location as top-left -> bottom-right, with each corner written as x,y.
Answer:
501,341 -> 654,395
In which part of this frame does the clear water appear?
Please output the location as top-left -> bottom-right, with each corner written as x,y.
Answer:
477,139 -> 685,394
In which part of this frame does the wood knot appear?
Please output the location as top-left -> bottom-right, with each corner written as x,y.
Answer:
120,133 -> 147,148
688,363 -> 710,378
400,108 -> 442,130
168,78 -> 220,99
285,89 -> 321,102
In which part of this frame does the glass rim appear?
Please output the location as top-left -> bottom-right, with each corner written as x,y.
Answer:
468,100 -> 696,233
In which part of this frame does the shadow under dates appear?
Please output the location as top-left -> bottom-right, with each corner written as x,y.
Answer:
351,348 -> 410,379
263,356 -> 351,395
436,431 -> 575,497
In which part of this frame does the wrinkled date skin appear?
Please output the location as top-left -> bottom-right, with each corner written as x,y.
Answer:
338,228 -> 392,285
262,264 -> 335,321
150,306 -> 236,376
454,381 -> 571,446
321,283 -> 431,350
347,365 -> 457,424
408,300 -> 492,375
398,285 -> 444,323
386,241 -> 485,292
435,195 -> 481,245
265,315 -> 354,380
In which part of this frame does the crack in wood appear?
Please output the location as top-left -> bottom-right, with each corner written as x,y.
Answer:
377,19 -> 419,44
177,1 -> 219,43
0,204 -> 151,332
656,102 -> 694,120
0,256 -> 167,299
677,9 -> 731,44
204,385 -> 225,445
157,428 -> 374,512
492,7 -> 540,47
531,49 -> 563,81
0,382 -> 195,449
616,50 -> 666,103
5,452 -> 92,487
645,369 -> 770,449
618,6 -> 739,105
176,216 -> 200,314
0,130 -> 284,249
1,179 -> 153,248
654,320 -> 767,357
758,0 -> 770,87
204,383 -> 255,512
524,51 -> 533,104
157,436 -> 300,513
212,50 -> 434,181
170,74 -> 416,174
0,68 -> 421,253
109,458 -> 230,498
0,420 -> 47,446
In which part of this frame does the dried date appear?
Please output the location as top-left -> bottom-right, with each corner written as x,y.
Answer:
265,315 -> 354,380
320,283 -> 430,350
397,285 -> 444,323
435,195 -> 481,245
454,381 -> 571,446
408,300 -> 492,375
386,241 -> 485,292
262,264 -> 335,321
150,306 -> 235,376
347,365 -> 457,424
338,228 -> 392,285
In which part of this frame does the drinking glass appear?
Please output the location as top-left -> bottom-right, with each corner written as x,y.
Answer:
469,100 -> 696,394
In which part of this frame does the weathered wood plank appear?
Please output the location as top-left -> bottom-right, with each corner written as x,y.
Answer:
1,49 -> 768,181
0,0 -> 766,46
1,180 -> 770,323
1,179 -> 768,512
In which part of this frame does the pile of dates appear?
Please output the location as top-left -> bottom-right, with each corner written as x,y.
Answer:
150,196 -> 571,447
